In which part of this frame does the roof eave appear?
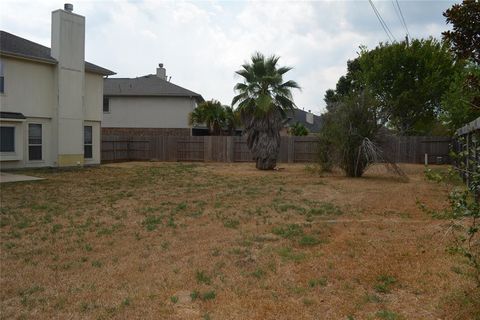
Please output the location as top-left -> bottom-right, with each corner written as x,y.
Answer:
1,51 -> 116,76
85,68 -> 116,76
0,51 -> 57,65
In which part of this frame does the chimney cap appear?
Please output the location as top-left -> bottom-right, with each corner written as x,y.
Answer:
64,3 -> 73,12
159,63 -> 164,68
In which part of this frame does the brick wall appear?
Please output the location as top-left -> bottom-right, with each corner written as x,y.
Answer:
102,127 -> 191,137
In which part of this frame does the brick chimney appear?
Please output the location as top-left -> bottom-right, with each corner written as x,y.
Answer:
306,110 -> 314,124
156,63 -> 167,80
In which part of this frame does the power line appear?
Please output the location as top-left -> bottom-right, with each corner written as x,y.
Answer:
395,0 -> 411,40
368,0 -> 396,42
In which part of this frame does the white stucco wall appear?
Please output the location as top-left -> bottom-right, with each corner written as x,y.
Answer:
0,57 -> 55,118
85,73 -> 104,122
102,96 -> 196,128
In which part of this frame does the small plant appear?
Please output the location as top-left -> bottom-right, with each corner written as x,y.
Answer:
272,224 -> 304,239
308,202 -> 343,216
250,268 -> 266,279
51,223 -> 63,234
308,277 -> 327,288
121,297 -> 131,307
196,270 -> 212,285
374,275 -> 397,293
175,202 -> 187,212
376,310 -> 401,320
91,260 -> 102,268
201,290 -> 216,301
299,235 -> 321,246
142,215 -> 162,231
167,216 -> 177,228
190,290 -> 200,301
223,219 -> 240,229
278,247 -> 306,262
170,296 -> 178,304
161,241 -> 170,250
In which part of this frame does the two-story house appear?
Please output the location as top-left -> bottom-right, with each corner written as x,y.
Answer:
0,4 -> 114,169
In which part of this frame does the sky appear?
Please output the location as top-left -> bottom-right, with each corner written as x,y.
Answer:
0,0 -> 458,114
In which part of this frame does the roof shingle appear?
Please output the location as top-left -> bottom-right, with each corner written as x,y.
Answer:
104,75 -> 204,102
0,30 -> 115,76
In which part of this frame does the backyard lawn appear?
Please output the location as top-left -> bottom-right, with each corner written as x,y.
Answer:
0,162 -> 478,319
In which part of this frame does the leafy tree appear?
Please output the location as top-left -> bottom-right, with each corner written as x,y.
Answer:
358,39 -> 458,135
440,1 -> 480,132
318,91 -> 381,177
189,99 -> 227,135
326,39 -> 458,135
442,0 -> 480,64
289,122 -> 309,136
232,52 -> 300,170
441,63 -> 480,132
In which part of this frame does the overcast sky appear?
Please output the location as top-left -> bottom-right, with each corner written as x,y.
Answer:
0,0 -> 458,114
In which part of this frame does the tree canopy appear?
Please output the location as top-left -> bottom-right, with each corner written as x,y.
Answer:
325,38 -> 459,135
189,100 -> 238,135
442,0 -> 480,64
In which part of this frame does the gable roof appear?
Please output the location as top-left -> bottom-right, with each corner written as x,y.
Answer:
0,30 -> 115,76
104,75 -> 204,102
285,109 -> 323,133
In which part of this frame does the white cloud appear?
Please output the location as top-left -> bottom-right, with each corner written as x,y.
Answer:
0,0 -> 458,115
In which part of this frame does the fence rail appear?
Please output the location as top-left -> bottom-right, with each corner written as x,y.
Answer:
101,134 -> 452,164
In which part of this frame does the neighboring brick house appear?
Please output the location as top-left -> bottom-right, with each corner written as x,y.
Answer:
102,65 -> 204,136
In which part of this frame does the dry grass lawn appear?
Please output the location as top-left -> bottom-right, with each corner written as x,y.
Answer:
0,162 -> 478,319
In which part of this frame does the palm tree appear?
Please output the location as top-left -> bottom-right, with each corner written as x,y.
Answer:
224,106 -> 240,135
289,122 -> 309,136
232,52 -> 300,170
189,100 -> 226,135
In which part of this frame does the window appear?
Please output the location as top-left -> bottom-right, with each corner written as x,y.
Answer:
84,126 -> 93,158
0,126 -> 15,152
28,123 -> 42,160
103,97 -> 109,113
0,60 -> 4,94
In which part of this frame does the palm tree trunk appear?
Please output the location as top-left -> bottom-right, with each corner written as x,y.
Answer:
243,111 -> 283,170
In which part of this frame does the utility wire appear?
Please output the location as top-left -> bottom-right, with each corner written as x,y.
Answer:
369,0 -> 396,42
395,0 -> 411,40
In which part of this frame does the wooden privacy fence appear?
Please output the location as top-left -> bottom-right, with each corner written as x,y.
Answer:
379,135 -> 452,164
453,117 -> 480,200
102,134 -> 452,164
102,136 -> 318,163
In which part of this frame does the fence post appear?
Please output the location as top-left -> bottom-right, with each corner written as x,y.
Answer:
113,138 -> 117,161
204,136 -> 212,162
226,136 -> 234,162
288,137 -> 294,163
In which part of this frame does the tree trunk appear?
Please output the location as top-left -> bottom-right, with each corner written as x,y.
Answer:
242,111 -> 283,170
